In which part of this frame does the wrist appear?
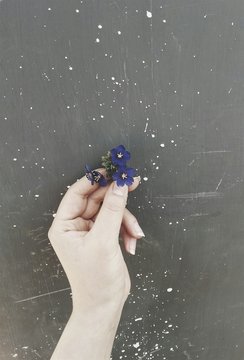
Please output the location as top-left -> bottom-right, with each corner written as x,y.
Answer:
51,300 -> 125,360
71,297 -> 125,329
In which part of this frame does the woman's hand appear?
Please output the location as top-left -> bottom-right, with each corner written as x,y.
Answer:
48,168 -> 144,314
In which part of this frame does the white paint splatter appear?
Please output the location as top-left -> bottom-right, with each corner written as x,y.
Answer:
133,342 -> 140,348
146,11 -> 152,18
135,317 -> 143,321
167,288 -> 173,293
144,123 -> 149,132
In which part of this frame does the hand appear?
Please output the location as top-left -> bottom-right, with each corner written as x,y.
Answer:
48,168 -> 144,314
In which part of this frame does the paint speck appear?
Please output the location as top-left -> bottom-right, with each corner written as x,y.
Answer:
34,194 -> 39,198
111,76 -> 115,80
146,11 -> 152,18
48,7 -> 52,11
13,225 -> 17,228
160,143 -> 165,147
75,9 -> 80,13
13,158 -> 17,161
151,134 -> 156,138
98,24 -> 102,29
133,342 -> 140,348
143,177 -> 148,181
69,66 -> 73,70
117,30 -> 121,35
95,38 -> 100,43
171,140 -> 175,143
135,317 -> 143,321
167,288 -> 173,293
163,19 -> 166,23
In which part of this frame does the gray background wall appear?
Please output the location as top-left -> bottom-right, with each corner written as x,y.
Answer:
1,0 -> 244,359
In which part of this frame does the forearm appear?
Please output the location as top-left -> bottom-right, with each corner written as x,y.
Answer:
50,302 -> 125,360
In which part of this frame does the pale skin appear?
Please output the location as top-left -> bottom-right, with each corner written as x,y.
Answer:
48,168 -> 144,360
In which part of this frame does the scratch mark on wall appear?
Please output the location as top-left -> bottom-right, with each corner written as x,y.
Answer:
216,178 -> 223,191
33,350 -> 41,358
215,172 -> 225,191
194,150 -> 231,154
188,159 -> 195,166
14,287 -> 71,303
189,213 -> 210,217
155,192 -> 223,199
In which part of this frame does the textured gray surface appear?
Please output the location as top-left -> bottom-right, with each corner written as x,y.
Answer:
1,0 -> 244,359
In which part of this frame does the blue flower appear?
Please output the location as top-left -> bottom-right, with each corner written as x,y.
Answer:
110,144 -> 131,167
112,166 -> 136,186
85,164 -> 108,186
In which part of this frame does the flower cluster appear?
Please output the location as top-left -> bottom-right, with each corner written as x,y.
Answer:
85,144 -> 136,187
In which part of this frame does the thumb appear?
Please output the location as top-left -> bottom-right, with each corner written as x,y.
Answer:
89,181 -> 128,246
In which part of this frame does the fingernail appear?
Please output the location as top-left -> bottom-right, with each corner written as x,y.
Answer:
129,238 -> 137,255
112,182 -> 127,196
134,222 -> 145,237
134,175 -> 141,183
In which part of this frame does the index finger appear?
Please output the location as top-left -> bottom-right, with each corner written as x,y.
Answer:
55,168 -> 108,221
